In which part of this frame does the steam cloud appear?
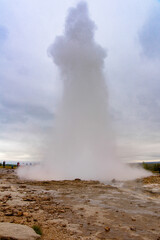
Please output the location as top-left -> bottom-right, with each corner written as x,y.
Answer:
17,2 -> 150,181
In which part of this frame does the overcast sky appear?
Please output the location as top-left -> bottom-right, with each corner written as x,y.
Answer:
0,0 -> 160,162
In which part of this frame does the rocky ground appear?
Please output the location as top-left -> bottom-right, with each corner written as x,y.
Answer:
0,168 -> 160,240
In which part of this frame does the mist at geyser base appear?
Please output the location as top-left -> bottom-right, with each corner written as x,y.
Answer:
17,2 -> 150,181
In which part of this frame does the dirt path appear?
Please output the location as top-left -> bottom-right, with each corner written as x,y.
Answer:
0,168 -> 160,240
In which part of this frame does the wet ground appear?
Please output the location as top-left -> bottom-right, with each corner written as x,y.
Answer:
0,168 -> 160,240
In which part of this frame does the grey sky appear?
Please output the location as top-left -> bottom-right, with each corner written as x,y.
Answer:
0,0 -> 160,162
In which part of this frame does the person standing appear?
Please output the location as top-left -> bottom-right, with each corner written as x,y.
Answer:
3,161 -> 5,168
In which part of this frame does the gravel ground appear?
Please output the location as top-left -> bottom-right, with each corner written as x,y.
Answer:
0,168 -> 160,240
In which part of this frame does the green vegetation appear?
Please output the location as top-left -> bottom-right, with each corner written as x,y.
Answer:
32,225 -> 43,235
142,162 -> 160,173
0,165 -> 17,169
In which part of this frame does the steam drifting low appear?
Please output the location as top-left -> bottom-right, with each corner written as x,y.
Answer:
18,2 -> 150,181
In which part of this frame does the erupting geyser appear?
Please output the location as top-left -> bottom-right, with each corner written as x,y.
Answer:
18,2 -> 150,181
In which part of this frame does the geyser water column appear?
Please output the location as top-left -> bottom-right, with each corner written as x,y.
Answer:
47,1 -> 116,179
17,1 -> 150,181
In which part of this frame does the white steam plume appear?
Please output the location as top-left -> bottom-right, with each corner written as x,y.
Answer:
17,2 -> 150,181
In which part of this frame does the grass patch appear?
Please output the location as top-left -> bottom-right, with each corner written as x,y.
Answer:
142,162 -> 160,173
32,225 -> 42,235
0,165 -> 17,169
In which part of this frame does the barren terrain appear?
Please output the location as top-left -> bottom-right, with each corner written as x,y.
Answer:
0,168 -> 160,240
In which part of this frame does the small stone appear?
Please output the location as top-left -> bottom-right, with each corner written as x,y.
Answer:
74,178 -> 81,181
60,210 -> 65,213
104,226 -> 110,232
130,226 -> 136,231
23,212 -> 29,217
5,211 -> 13,216
19,185 -> 26,188
79,208 -> 84,210
17,211 -> 23,217
27,217 -> 32,222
